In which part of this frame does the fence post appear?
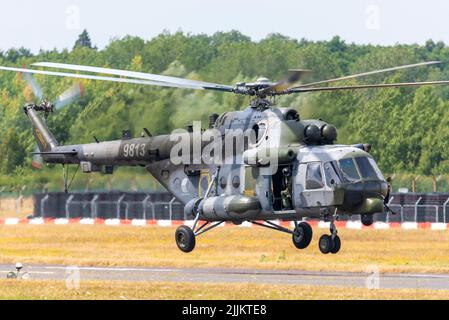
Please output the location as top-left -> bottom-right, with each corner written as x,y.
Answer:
414,197 -> 422,222
116,194 -> 125,220
443,197 -> 449,224
151,201 -> 155,220
66,194 -> 74,219
41,194 -> 49,219
91,194 -> 99,219
125,202 -> 130,221
142,195 -> 151,220
169,197 -> 176,221
16,185 -> 26,216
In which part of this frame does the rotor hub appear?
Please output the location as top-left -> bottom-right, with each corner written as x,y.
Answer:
24,100 -> 54,115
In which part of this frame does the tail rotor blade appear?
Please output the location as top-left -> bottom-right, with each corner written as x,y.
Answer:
54,83 -> 84,110
22,72 -> 44,100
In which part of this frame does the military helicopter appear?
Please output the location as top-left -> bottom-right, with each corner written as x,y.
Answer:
1,60 -> 449,254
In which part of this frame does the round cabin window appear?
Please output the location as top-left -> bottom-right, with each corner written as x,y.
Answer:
232,176 -> 240,188
219,176 -> 227,189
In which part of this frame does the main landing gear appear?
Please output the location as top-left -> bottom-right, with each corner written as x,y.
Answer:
176,169 -> 224,253
175,219 -> 224,253
292,221 -> 313,249
175,219 -> 343,254
175,220 -> 316,253
174,212 -> 342,254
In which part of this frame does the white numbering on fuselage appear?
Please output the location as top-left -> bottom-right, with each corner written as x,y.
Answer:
123,143 -> 146,158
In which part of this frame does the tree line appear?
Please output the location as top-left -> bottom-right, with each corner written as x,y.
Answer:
1,30 -> 449,190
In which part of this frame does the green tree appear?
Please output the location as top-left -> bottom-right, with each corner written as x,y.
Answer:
1,32 -> 449,190
74,29 -> 93,49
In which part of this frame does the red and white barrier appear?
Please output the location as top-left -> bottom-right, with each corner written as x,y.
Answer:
0,217 -> 447,230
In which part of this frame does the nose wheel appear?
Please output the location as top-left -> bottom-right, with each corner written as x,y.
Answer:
319,235 -> 333,254
361,214 -> 374,227
319,234 -> 341,254
318,218 -> 341,254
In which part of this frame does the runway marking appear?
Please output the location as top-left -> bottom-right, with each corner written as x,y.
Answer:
12,265 -> 449,280
39,266 -> 177,273
0,270 -> 55,275
1,264 -> 449,290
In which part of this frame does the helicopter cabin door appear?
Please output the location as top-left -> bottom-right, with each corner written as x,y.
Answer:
298,162 -> 332,208
271,165 -> 294,211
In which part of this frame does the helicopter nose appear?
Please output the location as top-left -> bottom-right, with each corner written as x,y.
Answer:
342,180 -> 389,211
343,182 -> 364,207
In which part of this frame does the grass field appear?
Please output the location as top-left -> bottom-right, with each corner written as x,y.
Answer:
1,224 -> 449,273
1,224 -> 449,299
2,280 -> 449,300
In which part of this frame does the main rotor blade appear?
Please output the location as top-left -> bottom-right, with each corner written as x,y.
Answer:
22,72 -> 44,100
293,61 -> 441,89
288,79 -> 449,94
33,62 -> 234,92
0,66 -> 229,91
54,83 -> 84,110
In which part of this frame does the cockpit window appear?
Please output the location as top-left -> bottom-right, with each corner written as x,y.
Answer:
355,157 -> 378,179
306,163 -> 324,190
369,158 -> 384,180
324,162 -> 340,187
338,158 -> 360,182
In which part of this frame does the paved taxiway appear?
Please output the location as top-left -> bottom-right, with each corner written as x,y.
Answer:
1,264 -> 448,290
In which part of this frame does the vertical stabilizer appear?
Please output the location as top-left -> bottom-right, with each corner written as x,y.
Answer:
24,105 -> 58,152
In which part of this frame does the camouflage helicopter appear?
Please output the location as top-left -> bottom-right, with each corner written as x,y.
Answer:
1,60 -> 449,254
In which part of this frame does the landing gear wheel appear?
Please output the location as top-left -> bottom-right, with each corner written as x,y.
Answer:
292,222 -> 313,249
175,226 -> 196,253
319,235 -> 334,254
330,235 -> 341,254
361,214 -> 374,227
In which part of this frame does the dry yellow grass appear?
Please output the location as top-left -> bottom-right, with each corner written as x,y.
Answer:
0,224 -> 449,274
1,279 -> 449,300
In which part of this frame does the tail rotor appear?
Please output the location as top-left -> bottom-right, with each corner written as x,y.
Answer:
19,72 -> 83,169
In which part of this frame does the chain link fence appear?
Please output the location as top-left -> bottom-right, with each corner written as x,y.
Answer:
30,192 -> 449,223
33,192 -> 185,220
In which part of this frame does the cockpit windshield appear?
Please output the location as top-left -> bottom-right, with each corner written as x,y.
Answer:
355,157 -> 378,179
366,157 -> 385,180
338,158 -> 360,182
333,157 -> 384,182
